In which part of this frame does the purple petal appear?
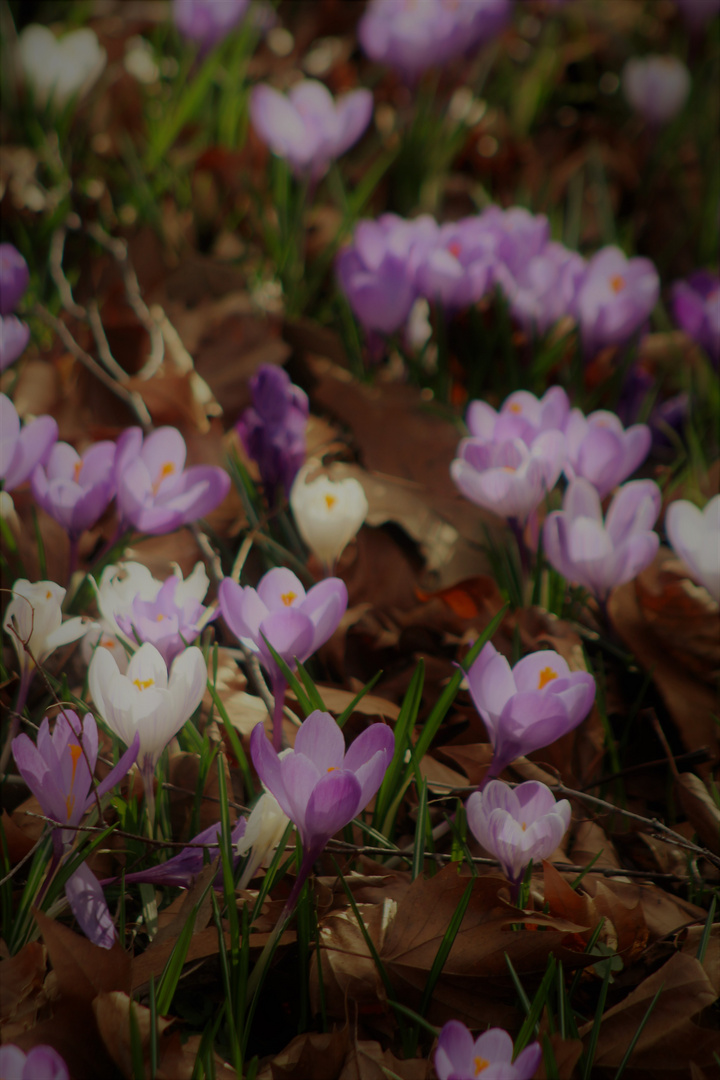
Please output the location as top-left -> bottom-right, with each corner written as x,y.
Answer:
513,1042 -> 543,1080
250,722 -> 293,820
257,567 -> 306,610
64,862 -> 116,948
511,650 -> 571,692
303,770 -> 362,852
294,709 -> 345,772
91,731 -> 140,806
435,1020 -> 476,1080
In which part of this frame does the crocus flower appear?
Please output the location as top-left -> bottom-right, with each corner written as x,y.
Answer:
3,580 -> 85,683
290,468 -> 369,571
435,1021 -> 541,1080
481,206 -> 551,290
0,315 -> 31,371
0,242 -> 30,314
466,387 -> 570,448
675,0 -> 720,31
173,0 -> 251,53
31,440 -> 116,539
466,779 -> 571,891
17,24 -> 106,110
236,365 -> 308,502
563,408 -> 651,498
0,1044 -> 70,1080
466,642 -> 595,780
251,710 -> 394,900
665,496 -> 720,601
88,642 -> 206,823
576,247 -> 660,358
219,567 -> 348,749
504,242 -> 586,338
543,478 -> 661,600
237,791 -> 291,888
671,271 -> 720,366
250,80 -> 373,181
358,0 -> 511,81
622,56 -> 691,127
0,393 -> 58,492
121,817 -> 247,889
12,710 -> 139,947
451,432 -> 565,526
114,426 -> 230,534
414,218 -> 495,310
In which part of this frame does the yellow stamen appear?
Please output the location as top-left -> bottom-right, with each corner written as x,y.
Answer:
502,466 -> 517,473
132,677 -> 155,691
156,614 -> 164,621
46,590 -> 52,599
508,402 -> 522,414
538,666 -> 558,689
73,460 -> 83,482
610,274 -> 625,294
281,591 -> 297,606
65,794 -> 75,818
474,1057 -> 490,1075
324,493 -> 337,510
69,742 -> 83,783
447,240 -> 462,257
100,638 -> 115,649
152,461 -> 176,494
521,822 -> 527,832
327,766 -> 336,772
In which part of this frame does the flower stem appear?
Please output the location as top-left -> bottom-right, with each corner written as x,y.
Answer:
141,758 -> 156,838
67,535 -> 79,588
508,516 -> 531,577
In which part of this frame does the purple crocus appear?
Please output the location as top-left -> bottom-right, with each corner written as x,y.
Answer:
466,386 -> 570,447
0,243 -> 30,315
0,1044 -> 69,1080
466,642 -> 595,780
31,440 -> 116,539
504,242 -> 586,338
563,408 -> 651,498
250,80 -> 373,181
0,393 -> 58,492
12,710 -> 139,947
0,315 -> 31,371
466,780 -> 571,893
543,477 -> 661,601
173,0 -> 250,53
219,567 -> 348,750
671,271 -> 720,366
236,364 -> 308,502
121,817 -> 247,889
251,710 -> 394,908
435,1021 -> 541,1080
114,426 -> 230,535
481,205 -> 551,291
113,573 -> 216,667
576,247 -> 659,358
358,0 -> 511,82
622,56 -> 690,127
414,218 -> 495,311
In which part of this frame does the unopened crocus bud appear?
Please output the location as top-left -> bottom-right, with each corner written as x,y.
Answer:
622,55 -> 690,127
0,243 -> 30,314
31,440 -> 116,539
671,271 -> 720,366
435,1021 -> 541,1080
0,393 -> 58,492
236,365 -> 308,502
665,496 -> 720,601
576,247 -> 659,357
291,468 -> 368,570
18,24 -> 106,110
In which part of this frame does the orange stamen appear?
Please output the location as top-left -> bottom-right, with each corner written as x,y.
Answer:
474,1057 -> 490,1075
156,614 -> 164,621
69,742 -> 83,783
538,666 -> 558,689
447,240 -> 462,257
507,402 -> 522,414
324,493 -> 337,510
327,766 -> 336,772
132,677 -> 154,691
152,461 -> 176,494
281,591 -> 297,606
610,274 -> 625,294
73,461 -> 83,483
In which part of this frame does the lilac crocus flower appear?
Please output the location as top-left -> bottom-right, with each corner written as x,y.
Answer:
0,243 -> 30,314
121,817 -> 247,889
671,271 -> 720,366
576,247 -> 659,358
563,408 -> 651,498
466,780 -> 572,892
114,426 -> 230,534
622,56 -> 691,127
113,572 -> 215,667
466,386 -> 570,447
435,1021 -> 541,1080
173,0 -> 250,53
0,1044 -> 69,1080
358,0 -> 510,81
250,80 -> 373,181
414,218 -> 495,310
219,567 -> 348,749
236,364 -> 308,502
0,315 -> 31,371
451,431 -> 565,526
543,478 -> 661,600
666,496 -> 720,602
0,394 -> 57,492
466,642 -> 595,780
12,710 -> 139,947
31,440 -> 116,539
504,242 -> 586,338
481,205 -> 551,291
251,710 -> 394,908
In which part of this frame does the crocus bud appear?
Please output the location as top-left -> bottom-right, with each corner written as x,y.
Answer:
237,791 -> 290,887
236,365 -> 308,502
435,1021 -> 541,1080
0,243 -> 30,315
622,56 -> 691,127
671,271 -> 720,366
17,24 -> 106,110
665,496 -> 720,601
291,468 -> 368,570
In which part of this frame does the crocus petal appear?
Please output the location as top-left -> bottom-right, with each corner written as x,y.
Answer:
293,709 -> 345,772
64,862 -> 116,948
303,769 -> 362,854
250,722 -> 294,821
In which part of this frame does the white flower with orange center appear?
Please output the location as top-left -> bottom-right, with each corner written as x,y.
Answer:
3,579 -> 85,677
290,468 -> 369,570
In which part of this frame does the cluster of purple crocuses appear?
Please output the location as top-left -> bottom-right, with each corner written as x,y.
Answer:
0,243 -> 31,371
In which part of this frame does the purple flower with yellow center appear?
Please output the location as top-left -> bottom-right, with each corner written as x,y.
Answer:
435,1020 -> 541,1080
236,365 -> 308,502
0,243 -> 30,315
671,271 -> 720,366
0,393 -> 58,493
31,440 -> 116,539
466,642 -> 595,781
114,426 -> 230,535
576,246 -> 659,358
481,205 -> 551,290
250,80 -> 373,181
251,710 -> 394,908
0,1044 -> 69,1080
466,387 -> 570,448
504,242 -> 586,338
114,573 -> 216,667
563,408 -> 651,498
12,710 -> 139,947
414,218 -> 495,310
219,567 -> 348,750
0,315 -> 31,371
543,477 -> 661,601
466,780 -> 571,895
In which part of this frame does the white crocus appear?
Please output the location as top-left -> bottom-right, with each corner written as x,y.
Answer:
665,496 -> 720,602
3,579 -> 85,677
18,25 -> 106,110
93,560 -> 212,645
237,792 -> 290,889
290,469 -> 369,570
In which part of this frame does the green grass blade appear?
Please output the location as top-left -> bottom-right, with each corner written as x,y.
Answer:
613,984 -> 663,1080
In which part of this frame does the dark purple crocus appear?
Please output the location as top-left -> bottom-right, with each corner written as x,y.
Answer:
219,567 -> 348,750
251,710 -> 394,909
12,710 -> 139,948
576,246 -> 659,358
671,271 -> 720,366
466,642 -> 595,780
31,440 -> 116,538
0,1044 -> 69,1080
120,818 -> 246,889
114,573 -> 216,667
0,243 -> 30,315
563,408 -> 651,498
236,364 -> 308,502
0,393 -> 58,492
173,0 -> 250,53
435,1020 -> 541,1080
115,426 -> 230,535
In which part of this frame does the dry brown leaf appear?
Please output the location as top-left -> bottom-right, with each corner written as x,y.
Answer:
34,909 -> 131,1005
93,991 -> 173,1079
310,901 -> 392,1020
537,1033 -> 583,1080
675,773 -> 720,855
0,942 -> 47,1039
256,1027 -> 350,1080
339,1037 -> 427,1080
679,925 -> 720,995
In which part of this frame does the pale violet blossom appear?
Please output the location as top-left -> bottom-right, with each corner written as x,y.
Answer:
290,468 -> 369,570
237,791 -> 290,888
3,580 -> 85,678
17,25 -> 106,110
665,496 -> 720,601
